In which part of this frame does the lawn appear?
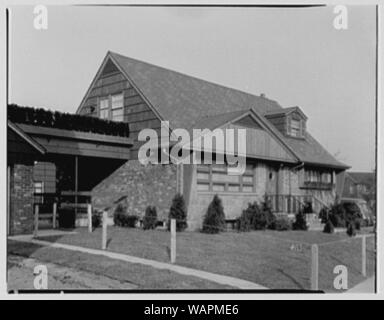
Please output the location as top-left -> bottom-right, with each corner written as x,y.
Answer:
35,227 -> 376,292
7,240 -> 233,290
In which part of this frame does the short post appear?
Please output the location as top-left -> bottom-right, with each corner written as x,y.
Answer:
311,244 -> 319,291
102,211 -> 107,250
33,204 -> 39,238
87,204 -> 92,233
170,219 -> 176,263
52,202 -> 57,229
362,235 -> 367,277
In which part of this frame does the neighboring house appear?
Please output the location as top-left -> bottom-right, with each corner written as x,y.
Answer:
342,172 -> 376,206
74,51 -> 349,229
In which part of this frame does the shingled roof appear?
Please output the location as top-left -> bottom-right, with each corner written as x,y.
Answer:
107,51 -> 348,169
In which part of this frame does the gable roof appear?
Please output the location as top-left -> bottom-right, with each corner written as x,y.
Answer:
86,51 -> 348,169
265,106 -> 308,120
347,172 -> 375,186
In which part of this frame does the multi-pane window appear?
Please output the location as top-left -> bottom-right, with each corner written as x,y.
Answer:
197,164 -> 255,193
34,181 -> 44,204
98,93 -> 124,121
34,181 -> 44,194
111,93 -> 124,121
303,169 -> 333,189
99,97 -> 109,119
290,119 -> 301,137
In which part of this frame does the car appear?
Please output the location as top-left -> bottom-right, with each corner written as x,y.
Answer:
340,198 -> 374,226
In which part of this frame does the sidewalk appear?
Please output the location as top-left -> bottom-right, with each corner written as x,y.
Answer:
9,234 -> 267,290
347,277 -> 375,293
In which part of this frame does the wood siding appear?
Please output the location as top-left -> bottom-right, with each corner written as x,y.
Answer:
226,123 -> 295,162
78,61 -> 161,159
265,114 -> 287,135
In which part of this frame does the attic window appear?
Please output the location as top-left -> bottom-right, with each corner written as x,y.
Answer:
290,119 -> 301,137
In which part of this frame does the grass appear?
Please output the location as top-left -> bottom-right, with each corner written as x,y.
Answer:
34,227 -> 376,292
7,240 -> 233,290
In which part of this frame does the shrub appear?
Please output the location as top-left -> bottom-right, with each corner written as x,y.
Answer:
328,203 -> 347,228
323,220 -> 335,234
8,104 -> 130,137
168,193 -> 188,231
347,222 -> 356,237
260,195 -> 277,230
202,195 -> 225,234
143,206 -> 157,230
303,201 -> 313,214
292,211 -> 308,231
274,217 -> 292,231
319,207 -> 330,223
237,202 -> 259,232
113,204 -> 138,228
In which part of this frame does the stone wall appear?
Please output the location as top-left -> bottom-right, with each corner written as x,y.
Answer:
92,160 -> 178,220
9,164 -> 34,235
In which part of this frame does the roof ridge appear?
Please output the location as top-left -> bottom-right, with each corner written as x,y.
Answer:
108,51 -> 282,108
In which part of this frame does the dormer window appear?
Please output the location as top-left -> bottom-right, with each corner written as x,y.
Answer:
265,106 -> 307,139
290,119 -> 301,137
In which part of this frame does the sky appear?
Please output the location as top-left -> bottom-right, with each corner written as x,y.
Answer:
9,5 -> 376,171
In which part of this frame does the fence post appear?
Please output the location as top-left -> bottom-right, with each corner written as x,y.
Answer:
52,202 -> 57,229
362,235 -> 367,277
33,204 -> 39,238
311,244 -> 319,291
171,219 -> 176,263
87,204 -> 92,233
102,211 -> 107,250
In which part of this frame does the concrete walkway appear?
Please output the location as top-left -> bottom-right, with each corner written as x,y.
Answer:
9,235 -> 266,290
347,277 -> 375,293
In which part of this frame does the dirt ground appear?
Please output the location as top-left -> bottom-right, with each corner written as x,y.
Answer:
7,255 -> 137,291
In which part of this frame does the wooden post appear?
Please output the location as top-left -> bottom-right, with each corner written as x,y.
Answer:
52,202 -> 57,229
33,204 -> 39,238
74,156 -> 78,216
362,235 -> 367,277
102,211 -> 107,250
171,219 -> 176,263
311,244 -> 319,291
87,204 -> 92,233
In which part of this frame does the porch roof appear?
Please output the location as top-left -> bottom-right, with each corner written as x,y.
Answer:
9,122 -> 133,160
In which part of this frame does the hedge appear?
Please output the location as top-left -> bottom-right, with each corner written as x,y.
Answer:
8,104 -> 130,137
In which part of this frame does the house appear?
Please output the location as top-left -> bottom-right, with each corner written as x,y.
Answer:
342,171 -> 376,207
75,51 -> 349,229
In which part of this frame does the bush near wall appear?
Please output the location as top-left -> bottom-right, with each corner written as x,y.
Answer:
8,104 -> 130,137
320,201 -> 362,230
202,195 -> 225,234
237,196 -> 277,231
113,204 -> 138,228
168,193 -> 188,232
143,206 -> 157,230
292,211 -> 308,231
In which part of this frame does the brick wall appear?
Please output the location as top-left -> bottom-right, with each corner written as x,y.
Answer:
9,164 -> 34,235
92,160 -> 177,220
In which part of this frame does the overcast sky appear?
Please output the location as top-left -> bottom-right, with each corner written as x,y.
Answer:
9,5 -> 376,171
